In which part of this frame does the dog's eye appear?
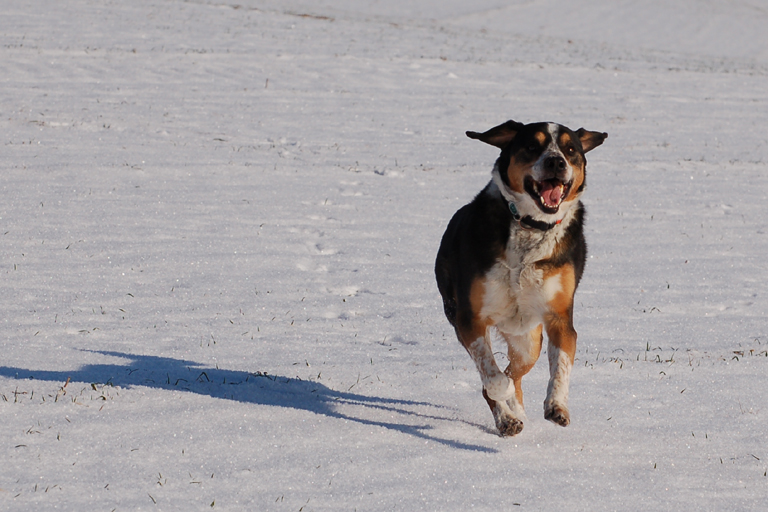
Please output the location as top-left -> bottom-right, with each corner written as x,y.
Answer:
527,144 -> 538,153
565,145 -> 576,156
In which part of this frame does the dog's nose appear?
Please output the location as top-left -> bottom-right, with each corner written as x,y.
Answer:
544,155 -> 566,173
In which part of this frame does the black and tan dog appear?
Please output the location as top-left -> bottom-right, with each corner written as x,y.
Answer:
435,120 -> 606,436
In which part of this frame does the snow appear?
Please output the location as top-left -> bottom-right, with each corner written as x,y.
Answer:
2,0 -> 767,509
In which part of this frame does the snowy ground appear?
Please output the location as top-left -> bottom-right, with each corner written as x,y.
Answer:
2,0 -> 768,510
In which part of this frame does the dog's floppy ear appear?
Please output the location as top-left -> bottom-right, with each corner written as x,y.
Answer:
576,128 -> 608,153
466,120 -> 524,149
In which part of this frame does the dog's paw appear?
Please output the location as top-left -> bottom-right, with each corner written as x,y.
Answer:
493,407 -> 524,437
544,404 -> 570,427
497,416 -> 524,437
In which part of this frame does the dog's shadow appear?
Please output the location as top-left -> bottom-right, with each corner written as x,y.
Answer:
0,351 -> 496,453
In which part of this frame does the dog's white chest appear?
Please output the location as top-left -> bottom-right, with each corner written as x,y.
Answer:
480,235 -> 562,335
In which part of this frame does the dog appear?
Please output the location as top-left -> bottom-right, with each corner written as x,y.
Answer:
435,120 -> 606,436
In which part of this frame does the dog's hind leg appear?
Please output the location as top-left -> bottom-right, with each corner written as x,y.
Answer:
501,324 -> 544,414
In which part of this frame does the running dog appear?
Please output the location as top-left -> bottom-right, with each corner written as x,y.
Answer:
435,120 -> 606,436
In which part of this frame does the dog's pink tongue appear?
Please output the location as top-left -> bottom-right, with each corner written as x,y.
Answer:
540,181 -> 563,205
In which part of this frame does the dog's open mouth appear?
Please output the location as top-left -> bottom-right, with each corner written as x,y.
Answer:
524,176 -> 571,214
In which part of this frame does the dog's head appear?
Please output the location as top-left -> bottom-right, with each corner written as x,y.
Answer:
467,120 -> 606,221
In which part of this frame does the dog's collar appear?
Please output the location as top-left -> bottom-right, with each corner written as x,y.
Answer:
508,201 -> 563,231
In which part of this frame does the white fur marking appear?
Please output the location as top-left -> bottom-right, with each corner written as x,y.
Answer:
545,346 -> 572,410
542,273 -> 562,303
546,122 -> 559,142
534,123 -> 574,189
467,336 -> 515,402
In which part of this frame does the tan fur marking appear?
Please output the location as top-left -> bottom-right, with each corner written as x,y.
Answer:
469,277 -> 489,327
505,156 -> 532,194
544,264 -> 576,317
454,277 -> 491,347
534,131 -> 547,145
565,162 -> 585,202
462,278 -> 493,371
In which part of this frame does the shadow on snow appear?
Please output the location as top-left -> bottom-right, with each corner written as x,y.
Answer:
0,351 -> 497,453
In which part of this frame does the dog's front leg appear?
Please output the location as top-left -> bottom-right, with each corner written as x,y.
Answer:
464,328 -> 515,402
542,265 -> 579,427
461,326 -> 527,436
543,315 -> 576,427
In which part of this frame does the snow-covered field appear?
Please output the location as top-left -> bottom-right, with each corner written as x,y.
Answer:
2,0 -> 768,509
